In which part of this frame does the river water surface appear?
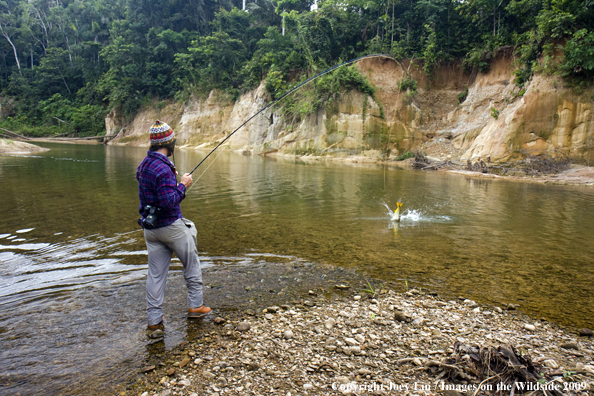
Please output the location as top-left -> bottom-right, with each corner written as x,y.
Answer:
1,143 -> 593,395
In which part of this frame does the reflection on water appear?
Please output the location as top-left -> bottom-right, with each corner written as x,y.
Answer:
1,143 -> 594,394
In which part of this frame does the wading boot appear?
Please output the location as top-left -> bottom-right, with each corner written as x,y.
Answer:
146,317 -> 165,340
188,305 -> 211,319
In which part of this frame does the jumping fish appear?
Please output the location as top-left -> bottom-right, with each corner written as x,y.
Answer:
383,201 -> 403,222
392,202 -> 403,222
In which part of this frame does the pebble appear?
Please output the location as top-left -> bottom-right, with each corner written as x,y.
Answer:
544,359 -> 559,369
494,306 -> 503,313
178,379 -> 191,386
393,310 -> 411,322
354,295 -> 361,301
443,391 -> 465,396
579,328 -> 593,337
303,383 -> 313,390
158,391 -> 171,396
325,317 -> 336,330
345,337 -> 359,346
179,357 -> 190,368
166,368 -> 175,376
335,376 -> 350,384
284,330 -> 294,339
559,342 -> 579,350
214,317 -> 226,325
524,324 -> 536,331
265,314 -> 274,320
266,306 -> 278,313
355,334 -> 365,344
236,322 -> 251,332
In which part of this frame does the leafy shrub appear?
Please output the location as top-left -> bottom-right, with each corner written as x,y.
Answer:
562,29 -> 594,78
395,151 -> 415,161
457,86 -> 468,103
398,76 -> 418,93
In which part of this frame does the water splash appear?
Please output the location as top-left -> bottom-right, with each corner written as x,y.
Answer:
382,202 -> 451,223
382,201 -> 395,218
401,209 -> 422,222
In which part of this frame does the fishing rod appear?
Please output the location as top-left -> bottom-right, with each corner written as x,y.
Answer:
188,53 -> 394,176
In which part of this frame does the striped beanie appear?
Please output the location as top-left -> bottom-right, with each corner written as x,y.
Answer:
149,120 -> 175,147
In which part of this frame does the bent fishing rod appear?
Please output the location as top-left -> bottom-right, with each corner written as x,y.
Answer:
188,53 -> 394,176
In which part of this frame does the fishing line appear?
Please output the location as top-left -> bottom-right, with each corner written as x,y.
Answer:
185,142 -> 227,192
187,53 -> 394,176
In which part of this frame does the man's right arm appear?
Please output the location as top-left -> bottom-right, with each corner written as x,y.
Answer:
180,173 -> 193,189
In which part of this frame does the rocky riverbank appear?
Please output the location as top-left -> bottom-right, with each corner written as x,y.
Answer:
128,288 -> 594,396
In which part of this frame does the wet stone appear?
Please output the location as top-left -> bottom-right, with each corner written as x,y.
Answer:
579,328 -> 593,337
148,329 -> 165,339
166,368 -> 175,376
214,317 -> 226,325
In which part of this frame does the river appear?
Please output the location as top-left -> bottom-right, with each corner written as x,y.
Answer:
1,143 -> 593,395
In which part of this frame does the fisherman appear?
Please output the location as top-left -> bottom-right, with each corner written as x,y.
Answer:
136,120 -> 210,332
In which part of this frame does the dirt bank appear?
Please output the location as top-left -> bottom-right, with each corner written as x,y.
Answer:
0,138 -> 49,154
126,287 -> 594,396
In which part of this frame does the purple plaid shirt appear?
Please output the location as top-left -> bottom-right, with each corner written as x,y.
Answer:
137,151 -> 187,228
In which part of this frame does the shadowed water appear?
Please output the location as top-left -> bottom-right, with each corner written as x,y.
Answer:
1,143 -> 593,394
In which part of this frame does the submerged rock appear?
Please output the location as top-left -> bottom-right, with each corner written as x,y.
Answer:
579,328 -> 593,337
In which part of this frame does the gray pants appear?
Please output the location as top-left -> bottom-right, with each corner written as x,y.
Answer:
144,218 -> 204,326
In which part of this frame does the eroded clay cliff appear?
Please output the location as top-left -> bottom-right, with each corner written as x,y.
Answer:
107,54 -> 594,163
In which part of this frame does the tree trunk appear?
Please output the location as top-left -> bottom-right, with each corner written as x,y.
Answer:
2,31 -> 21,75
391,0 -> 395,46
493,4 -> 496,36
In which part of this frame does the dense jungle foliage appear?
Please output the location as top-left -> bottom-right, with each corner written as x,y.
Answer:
0,0 -> 592,136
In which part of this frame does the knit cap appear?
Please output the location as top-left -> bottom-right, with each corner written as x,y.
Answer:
149,120 -> 175,147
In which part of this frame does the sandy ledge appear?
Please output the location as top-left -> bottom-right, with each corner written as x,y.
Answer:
128,288 -> 594,396
0,138 -> 50,154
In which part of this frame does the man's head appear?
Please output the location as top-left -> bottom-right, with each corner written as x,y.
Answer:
149,120 -> 176,156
